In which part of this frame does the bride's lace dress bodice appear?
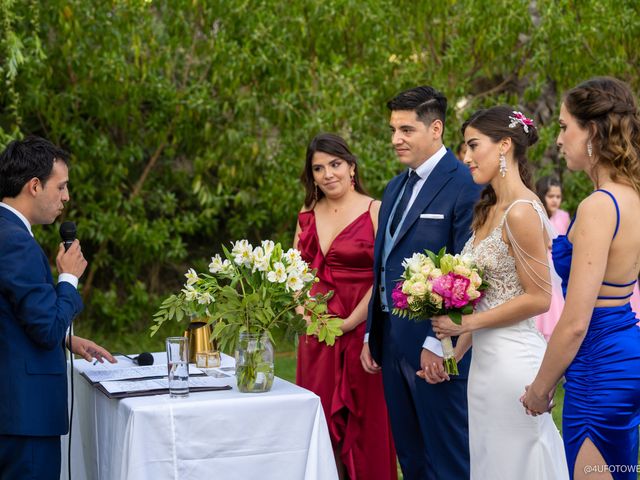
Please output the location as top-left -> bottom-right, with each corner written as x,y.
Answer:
462,226 -> 524,310
461,200 -> 550,312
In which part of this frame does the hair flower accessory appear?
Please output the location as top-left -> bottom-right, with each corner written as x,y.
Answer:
508,111 -> 534,133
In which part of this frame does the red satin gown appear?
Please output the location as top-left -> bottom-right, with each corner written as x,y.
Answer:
296,206 -> 397,480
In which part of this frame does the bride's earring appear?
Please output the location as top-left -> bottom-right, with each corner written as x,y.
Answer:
587,140 -> 593,158
499,152 -> 507,178
313,183 -> 319,203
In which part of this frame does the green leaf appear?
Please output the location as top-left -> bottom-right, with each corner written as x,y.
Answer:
327,318 -> 343,328
318,326 -> 327,342
426,249 -> 439,268
306,323 -> 317,336
448,311 -> 462,325
324,332 -> 336,346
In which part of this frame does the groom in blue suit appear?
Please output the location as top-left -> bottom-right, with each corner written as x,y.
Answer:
361,86 -> 481,479
0,137 -> 115,479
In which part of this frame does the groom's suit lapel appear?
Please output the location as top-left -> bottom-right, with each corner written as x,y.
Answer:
394,151 -> 457,246
377,175 -> 405,251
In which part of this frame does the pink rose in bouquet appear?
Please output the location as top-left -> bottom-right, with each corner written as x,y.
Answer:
432,273 -> 471,309
392,282 -> 409,309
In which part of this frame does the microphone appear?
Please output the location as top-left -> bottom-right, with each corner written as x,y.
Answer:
114,352 -> 154,366
59,221 -> 77,251
135,352 -> 154,366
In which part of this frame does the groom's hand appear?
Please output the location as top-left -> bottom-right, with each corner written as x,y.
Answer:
360,342 -> 381,374
418,348 -> 449,383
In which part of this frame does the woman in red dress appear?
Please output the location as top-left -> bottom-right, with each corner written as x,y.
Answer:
294,133 -> 397,480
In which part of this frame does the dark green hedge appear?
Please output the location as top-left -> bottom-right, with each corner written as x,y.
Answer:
1,0 -> 639,335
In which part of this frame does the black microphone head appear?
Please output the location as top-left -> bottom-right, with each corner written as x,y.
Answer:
59,221 -> 77,250
135,352 -> 154,366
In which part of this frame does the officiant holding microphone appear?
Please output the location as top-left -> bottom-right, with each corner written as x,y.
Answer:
0,136 -> 115,479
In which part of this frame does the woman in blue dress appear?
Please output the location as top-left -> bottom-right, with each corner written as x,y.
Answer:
522,76 -> 640,480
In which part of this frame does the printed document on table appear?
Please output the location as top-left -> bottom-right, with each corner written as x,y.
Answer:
83,364 -> 203,384
100,375 -> 231,394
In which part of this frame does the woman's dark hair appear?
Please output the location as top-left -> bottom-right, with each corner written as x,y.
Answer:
300,133 -> 367,208
461,105 -> 538,231
563,76 -> 640,195
535,175 -> 562,217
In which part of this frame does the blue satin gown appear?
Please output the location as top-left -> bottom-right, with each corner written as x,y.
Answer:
552,189 -> 640,479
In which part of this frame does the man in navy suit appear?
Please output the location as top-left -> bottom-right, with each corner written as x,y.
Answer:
0,136 -> 115,479
361,86 -> 481,479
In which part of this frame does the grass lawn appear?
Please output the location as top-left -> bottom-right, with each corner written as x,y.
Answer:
274,350 -> 297,382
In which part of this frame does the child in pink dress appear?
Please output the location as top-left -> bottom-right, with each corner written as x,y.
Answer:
535,176 -> 570,340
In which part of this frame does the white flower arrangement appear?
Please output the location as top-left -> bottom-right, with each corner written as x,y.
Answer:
152,239 -> 341,351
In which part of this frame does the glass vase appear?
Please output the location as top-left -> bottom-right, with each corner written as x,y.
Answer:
235,332 -> 274,393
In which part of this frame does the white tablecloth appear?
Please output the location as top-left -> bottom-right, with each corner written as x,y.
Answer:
61,353 -> 337,480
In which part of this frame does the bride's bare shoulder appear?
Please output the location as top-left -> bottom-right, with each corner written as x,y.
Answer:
504,199 -> 545,228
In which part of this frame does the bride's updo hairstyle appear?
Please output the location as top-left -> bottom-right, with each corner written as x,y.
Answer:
462,105 -> 539,231
563,76 -> 640,195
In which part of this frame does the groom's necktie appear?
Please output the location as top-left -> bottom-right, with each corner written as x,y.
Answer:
389,171 -> 420,236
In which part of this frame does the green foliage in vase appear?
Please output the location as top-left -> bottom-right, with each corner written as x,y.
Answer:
235,337 -> 275,393
236,359 -> 274,393
2,1 -> 640,338
151,240 -> 341,353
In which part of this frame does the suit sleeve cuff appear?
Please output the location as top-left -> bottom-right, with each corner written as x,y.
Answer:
422,336 -> 443,356
363,332 -> 369,344
58,273 -> 79,289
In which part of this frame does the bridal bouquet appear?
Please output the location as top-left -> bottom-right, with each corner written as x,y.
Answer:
151,239 -> 342,352
392,248 -> 486,374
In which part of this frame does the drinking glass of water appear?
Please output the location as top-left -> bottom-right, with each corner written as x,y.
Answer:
166,337 -> 189,398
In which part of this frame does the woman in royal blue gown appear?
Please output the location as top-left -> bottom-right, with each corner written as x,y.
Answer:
522,77 -> 640,479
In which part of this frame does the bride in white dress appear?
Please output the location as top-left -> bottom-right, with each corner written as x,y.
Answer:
430,106 -> 568,479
